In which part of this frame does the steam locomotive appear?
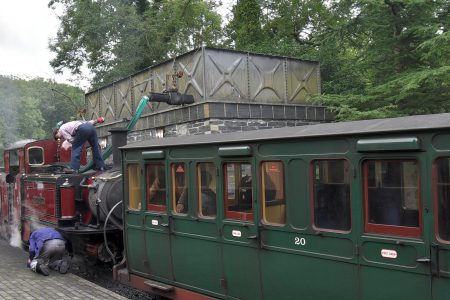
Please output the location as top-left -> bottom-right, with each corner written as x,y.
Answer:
0,91 -> 194,264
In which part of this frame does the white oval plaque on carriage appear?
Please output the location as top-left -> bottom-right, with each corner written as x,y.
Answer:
152,220 -> 159,226
381,249 -> 397,259
232,230 -> 242,237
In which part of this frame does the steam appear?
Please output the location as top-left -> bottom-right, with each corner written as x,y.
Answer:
7,202 -> 22,248
9,224 -> 21,248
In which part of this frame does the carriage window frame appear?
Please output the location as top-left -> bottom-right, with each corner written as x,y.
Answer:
261,161 -> 286,226
433,157 -> 450,243
311,159 -> 351,233
197,162 -> 217,219
363,159 -> 422,238
27,146 -> 44,166
127,163 -> 142,211
171,162 -> 189,215
224,161 -> 254,222
146,162 -> 167,212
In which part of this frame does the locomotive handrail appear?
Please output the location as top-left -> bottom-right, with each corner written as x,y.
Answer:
94,173 -> 122,181
79,177 -> 96,189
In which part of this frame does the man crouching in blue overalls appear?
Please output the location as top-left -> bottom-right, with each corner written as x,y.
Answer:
27,228 -> 70,276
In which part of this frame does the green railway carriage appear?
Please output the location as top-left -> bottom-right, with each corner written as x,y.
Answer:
118,113 -> 450,300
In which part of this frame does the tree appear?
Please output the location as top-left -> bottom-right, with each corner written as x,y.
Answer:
227,0 -> 263,49
315,0 -> 450,120
0,76 -> 84,149
16,97 -> 46,140
48,0 -> 223,88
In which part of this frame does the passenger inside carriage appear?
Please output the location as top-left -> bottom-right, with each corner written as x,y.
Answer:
238,174 -> 252,211
199,170 -> 216,217
146,163 -> 167,211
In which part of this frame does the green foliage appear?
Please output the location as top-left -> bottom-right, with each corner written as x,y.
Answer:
228,0 -> 263,49
226,0 -> 449,120
0,76 -> 84,149
16,97 -> 46,140
49,0 -> 223,88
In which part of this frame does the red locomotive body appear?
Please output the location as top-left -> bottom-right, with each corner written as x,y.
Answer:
0,137 -> 123,262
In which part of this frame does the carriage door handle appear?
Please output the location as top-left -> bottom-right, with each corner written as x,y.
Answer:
432,243 -> 441,278
416,258 -> 431,263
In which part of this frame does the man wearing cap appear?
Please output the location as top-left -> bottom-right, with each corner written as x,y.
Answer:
54,118 -> 105,173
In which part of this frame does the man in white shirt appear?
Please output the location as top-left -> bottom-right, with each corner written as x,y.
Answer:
54,118 -> 105,173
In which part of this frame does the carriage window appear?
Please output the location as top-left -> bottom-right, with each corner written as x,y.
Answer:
364,160 -> 421,237
435,158 -> 450,241
197,163 -> 217,218
172,163 -> 188,214
262,161 -> 286,225
127,164 -> 141,210
27,147 -> 44,165
313,160 -> 351,231
146,163 -> 166,212
224,162 -> 253,221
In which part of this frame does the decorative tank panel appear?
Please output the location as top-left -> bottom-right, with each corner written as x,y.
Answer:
86,47 -> 320,123
204,49 -> 248,101
115,78 -> 133,121
132,70 -> 153,116
248,54 -> 285,103
175,50 -> 205,102
85,92 -> 100,121
286,60 -> 320,103
99,86 -> 116,121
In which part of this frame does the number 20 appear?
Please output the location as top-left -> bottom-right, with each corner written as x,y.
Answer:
294,237 -> 306,246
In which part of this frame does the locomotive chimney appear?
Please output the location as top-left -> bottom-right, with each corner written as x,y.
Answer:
109,128 -> 128,169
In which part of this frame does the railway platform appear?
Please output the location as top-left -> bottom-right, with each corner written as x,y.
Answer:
0,238 -> 126,300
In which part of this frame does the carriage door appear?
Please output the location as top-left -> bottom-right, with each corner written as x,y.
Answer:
360,158 -> 431,300
124,162 -> 150,276
143,159 -> 173,281
432,157 -> 450,299
168,161 -> 224,296
221,159 -> 262,300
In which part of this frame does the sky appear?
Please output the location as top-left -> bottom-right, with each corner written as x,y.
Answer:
0,0 -> 89,89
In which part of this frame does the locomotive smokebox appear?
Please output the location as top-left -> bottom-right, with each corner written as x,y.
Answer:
88,127 -> 128,227
88,170 -> 123,226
